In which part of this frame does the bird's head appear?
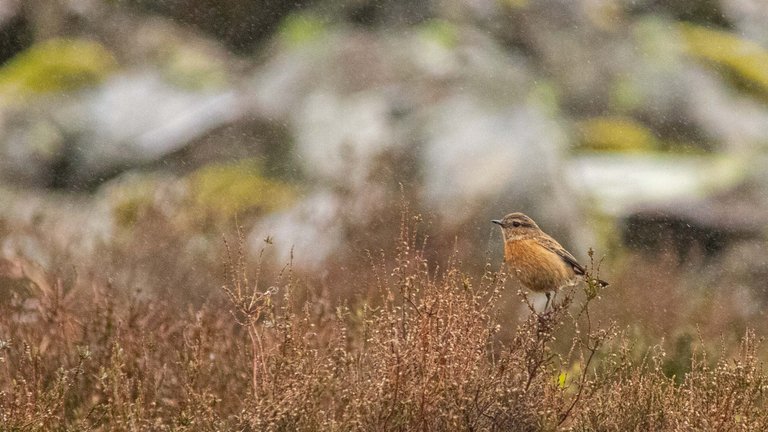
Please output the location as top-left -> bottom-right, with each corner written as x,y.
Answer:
491,212 -> 540,240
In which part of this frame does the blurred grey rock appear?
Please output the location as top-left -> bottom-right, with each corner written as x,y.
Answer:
247,24 -> 583,266
125,0 -> 310,53
619,18 -> 768,152
683,66 -> 768,153
7,0 -> 768,278
70,70 -> 241,184
0,69 -> 253,188
249,190 -> 344,270
294,89 -> 399,188
421,93 -> 571,225
0,106 -> 66,188
722,0 -> 768,45
0,0 -> 28,64
567,154 -> 746,217
620,180 -> 768,260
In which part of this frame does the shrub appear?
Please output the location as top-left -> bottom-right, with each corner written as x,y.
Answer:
0,212 -> 766,430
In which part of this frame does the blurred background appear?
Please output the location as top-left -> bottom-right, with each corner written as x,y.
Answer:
1,0 -> 768,355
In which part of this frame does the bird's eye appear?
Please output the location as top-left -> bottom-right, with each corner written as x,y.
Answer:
512,221 -> 521,227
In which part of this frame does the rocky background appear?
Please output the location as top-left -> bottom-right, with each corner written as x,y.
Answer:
1,0 -> 768,347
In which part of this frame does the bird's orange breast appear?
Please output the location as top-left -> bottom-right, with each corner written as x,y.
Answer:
504,238 -> 575,292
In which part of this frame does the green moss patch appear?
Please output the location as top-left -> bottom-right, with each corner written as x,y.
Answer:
0,38 -> 117,97
577,116 -> 659,152
680,23 -> 768,97
189,159 -> 296,222
419,19 -> 459,49
278,13 -> 328,47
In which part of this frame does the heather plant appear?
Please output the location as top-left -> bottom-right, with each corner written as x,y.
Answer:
0,211 -> 767,431
221,212 -> 617,430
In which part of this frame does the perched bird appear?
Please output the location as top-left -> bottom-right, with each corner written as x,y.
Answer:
492,212 -> 607,310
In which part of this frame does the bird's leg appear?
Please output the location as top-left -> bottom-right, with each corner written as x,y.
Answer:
544,292 -> 552,312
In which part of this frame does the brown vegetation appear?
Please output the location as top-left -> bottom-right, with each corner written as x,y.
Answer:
1,213 -> 767,431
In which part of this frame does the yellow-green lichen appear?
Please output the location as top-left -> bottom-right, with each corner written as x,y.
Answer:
190,159 -> 296,222
0,38 -> 117,98
610,76 -> 644,112
278,13 -> 328,47
501,0 -> 530,9
110,177 -> 160,229
680,23 -> 768,97
160,45 -> 229,90
419,19 -> 459,49
527,79 -> 561,116
577,116 -> 659,152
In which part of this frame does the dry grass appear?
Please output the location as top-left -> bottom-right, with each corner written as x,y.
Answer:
1,211 -> 768,431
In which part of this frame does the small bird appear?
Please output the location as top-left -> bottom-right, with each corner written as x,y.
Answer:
492,212 -> 607,310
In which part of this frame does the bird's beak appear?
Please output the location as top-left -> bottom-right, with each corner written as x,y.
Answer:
491,220 -> 503,226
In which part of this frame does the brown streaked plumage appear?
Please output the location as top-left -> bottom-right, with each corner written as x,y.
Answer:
492,212 -> 607,308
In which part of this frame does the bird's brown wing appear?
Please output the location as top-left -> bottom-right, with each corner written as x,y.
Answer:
536,235 -> 586,275
537,235 -> 609,287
